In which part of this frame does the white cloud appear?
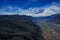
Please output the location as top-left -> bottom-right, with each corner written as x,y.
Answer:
0,2 -> 60,17
18,2 -> 60,17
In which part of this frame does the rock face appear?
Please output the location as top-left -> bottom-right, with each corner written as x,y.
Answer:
0,15 -> 42,40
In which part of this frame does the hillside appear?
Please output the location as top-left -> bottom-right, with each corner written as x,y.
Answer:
0,15 -> 42,40
37,21 -> 60,40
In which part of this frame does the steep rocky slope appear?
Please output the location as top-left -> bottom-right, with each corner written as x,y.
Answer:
0,15 -> 42,40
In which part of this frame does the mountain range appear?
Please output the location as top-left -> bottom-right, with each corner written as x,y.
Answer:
23,14 -> 60,24
0,14 -> 60,40
47,14 -> 60,24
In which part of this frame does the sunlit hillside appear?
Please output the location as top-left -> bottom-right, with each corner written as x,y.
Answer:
37,21 -> 60,40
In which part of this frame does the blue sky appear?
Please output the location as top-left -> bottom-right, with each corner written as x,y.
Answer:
0,0 -> 60,17
0,0 -> 60,8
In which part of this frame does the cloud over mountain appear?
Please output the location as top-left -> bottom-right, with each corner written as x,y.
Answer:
0,2 -> 60,17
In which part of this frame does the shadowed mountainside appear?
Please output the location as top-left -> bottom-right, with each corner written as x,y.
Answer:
0,15 -> 43,40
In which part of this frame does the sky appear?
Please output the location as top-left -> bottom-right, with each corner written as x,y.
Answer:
0,0 -> 60,17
